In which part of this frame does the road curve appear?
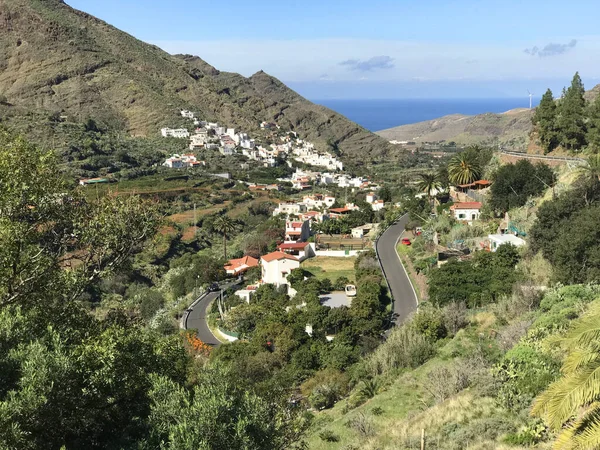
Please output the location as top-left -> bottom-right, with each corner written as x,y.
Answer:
376,214 -> 418,325
185,290 -> 223,346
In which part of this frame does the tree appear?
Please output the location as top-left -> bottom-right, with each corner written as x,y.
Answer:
587,96 -> 600,151
417,172 -> 442,209
489,160 -> 555,213
533,89 -> 559,153
532,311 -> 600,449
557,72 -> 587,151
213,215 -> 238,259
578,153 -> 600,185
448,151 -> 482,186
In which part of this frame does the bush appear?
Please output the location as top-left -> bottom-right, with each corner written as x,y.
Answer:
371,406 -> 384,416
413,305 -> 447,341
366,323 -> 435,376
334,276 -> 351,291
301,369 -> 350,410
345,413 -> 375,438
318,430 -> 340,442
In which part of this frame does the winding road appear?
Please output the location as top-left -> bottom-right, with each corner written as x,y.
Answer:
376,214 -> 419,325
185,217 -> 418,346
185,289 -> 225,346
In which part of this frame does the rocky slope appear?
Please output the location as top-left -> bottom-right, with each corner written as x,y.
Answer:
377,108 -> 535,150
0,0 -> 392,162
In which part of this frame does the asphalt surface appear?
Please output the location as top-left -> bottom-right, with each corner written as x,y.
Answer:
185,289 -> 225,346
376,214 -> 418,325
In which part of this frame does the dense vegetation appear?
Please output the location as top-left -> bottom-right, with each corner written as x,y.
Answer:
0,130 -> 307,449
533,72 -> 600,153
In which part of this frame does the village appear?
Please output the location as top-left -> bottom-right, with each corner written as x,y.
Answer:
161,110 -> 344,175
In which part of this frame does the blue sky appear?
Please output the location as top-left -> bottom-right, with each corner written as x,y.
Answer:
67,0 -> 600,99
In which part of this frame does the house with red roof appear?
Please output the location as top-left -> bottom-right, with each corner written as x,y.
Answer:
285,219 -> 311,242
277,241 -> 315,261
260,251 -> 300,288
450,202 -> 482,224
224,255 -> 259,275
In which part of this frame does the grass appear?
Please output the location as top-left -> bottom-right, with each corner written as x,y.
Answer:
396,241 -> 425,302
302,257 -> 356,283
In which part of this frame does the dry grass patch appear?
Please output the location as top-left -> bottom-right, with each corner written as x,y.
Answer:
302,257 -> 356,283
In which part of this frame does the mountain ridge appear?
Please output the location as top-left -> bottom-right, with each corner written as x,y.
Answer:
0,0 -> 393,163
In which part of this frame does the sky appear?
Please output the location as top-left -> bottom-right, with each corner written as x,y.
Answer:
67,0 -> 600,100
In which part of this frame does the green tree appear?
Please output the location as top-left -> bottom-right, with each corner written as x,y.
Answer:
448,151 -> 482,185
533,88 -> 559,153
586,96 -> 600,151
532,311 -> 600,449
557,72 -> 587,151
417,172 -> 442,210
489,160 -> 555,213
213,215 -> 238,259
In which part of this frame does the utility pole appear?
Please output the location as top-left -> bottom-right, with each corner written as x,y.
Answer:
193,203 -> 197,236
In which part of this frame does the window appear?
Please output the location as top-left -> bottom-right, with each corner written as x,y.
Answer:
459,213 -> 466,219
472,214 -> 477,220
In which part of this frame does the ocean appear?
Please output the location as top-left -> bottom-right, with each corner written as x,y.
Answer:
314,98 -> 540,132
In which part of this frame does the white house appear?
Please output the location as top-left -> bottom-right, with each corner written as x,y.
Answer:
189,133 -> 207,150
450,202 -> 482,224
488,234 -> 526,252
273,202 -> 307,217
215,126 -> 226,136
371,200 -> 385,211
180,110 -> 194,119
163,154 -> 204,168
302,194 -> 336,209
219,147 -> 234,156
277,242 -> 315,261
161,128 -> 190,138
224,256 -> 259,276
366,192 -> 377,204
226,128 -> 235,138
285,220 -> 311,242
261,251 -> 300,288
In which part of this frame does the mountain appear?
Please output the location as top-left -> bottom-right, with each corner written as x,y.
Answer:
378,86 -> 600,151
0,0 -> 392,163
376,108 -> 535,150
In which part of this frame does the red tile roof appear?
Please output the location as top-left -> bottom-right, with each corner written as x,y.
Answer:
261,251 -> 299,263
278,242 -> 309,250
329,207 -> 351,214
224,256 -> 259,271
450,202 -> 483,210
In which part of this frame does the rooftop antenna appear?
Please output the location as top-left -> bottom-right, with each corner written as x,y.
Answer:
528,90 -> 534,109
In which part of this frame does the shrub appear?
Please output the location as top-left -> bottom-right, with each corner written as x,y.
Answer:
334,276 -> 351,291
301,369 -> 350,410
413,305 -> 447,341
318,430 -> 340,442
366,323 -> 435,376
371,406 -> 384,416
345,413 -> 375,438
358,379 -> 378,400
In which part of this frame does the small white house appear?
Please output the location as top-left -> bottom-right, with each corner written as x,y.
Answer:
180,110 -> 194,119
219,147 -> 234,156
450,202 -> 482,224
161,128 -> 190,138
371,200 -> 385,211
488,234 -> 526,252
261,251 -> 300,288
285,220 -> 311,242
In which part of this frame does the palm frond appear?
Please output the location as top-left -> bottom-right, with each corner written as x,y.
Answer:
567,315 -> 600,348
569,403 -> 600,449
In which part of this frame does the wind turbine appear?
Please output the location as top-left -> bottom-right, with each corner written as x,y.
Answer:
527,90 -> 534,109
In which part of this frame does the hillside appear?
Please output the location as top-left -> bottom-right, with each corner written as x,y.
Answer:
377,108 -> 534,150
0,0 -> 392,162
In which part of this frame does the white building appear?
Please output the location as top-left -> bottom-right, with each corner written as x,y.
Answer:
261,251 -> 300,288
285,220 -> 311,242
189,132 -> 207,150
215,126 -> 226,136
163,154 -> 204,168
273,202 -> 307,217
180,110 -> 194,119
488,234 -> 526,252
450,202 -> 482,224
371,200 -> 385,211
226,128 -> 235,138
161,128 -> 190,138
219,147 -> 234,156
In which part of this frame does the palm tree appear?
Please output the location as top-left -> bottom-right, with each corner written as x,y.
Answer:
532,310 -> 600,449
213,215 -> 237,259
417,173 -> 442,209
578,153 -> 600,184
448,152 -> 482,186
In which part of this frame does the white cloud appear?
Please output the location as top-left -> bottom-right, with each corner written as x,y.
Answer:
152,37 -> 600,83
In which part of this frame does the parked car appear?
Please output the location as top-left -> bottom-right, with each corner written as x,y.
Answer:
208,282 -> 220,292
401,237 -> 412,246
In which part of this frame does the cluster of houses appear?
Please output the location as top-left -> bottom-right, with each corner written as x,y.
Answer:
432,179 -> 527,254
160,110 -> 346,172
280,168 -> 379,191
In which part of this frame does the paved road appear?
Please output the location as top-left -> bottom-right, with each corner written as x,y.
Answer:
185,290 -> 224,346
376,214 -> 418,325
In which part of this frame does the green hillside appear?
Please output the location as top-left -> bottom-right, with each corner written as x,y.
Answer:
0,0 -> 392,163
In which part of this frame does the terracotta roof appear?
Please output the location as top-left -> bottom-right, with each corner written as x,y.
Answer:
329,207 -> 351,213
457,180 -> 492,188
224,256 -> 259,271
288,222 -> 303,228
261,251 -> 299,263
278,242 -> 309,250
451,202 -> 483,210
